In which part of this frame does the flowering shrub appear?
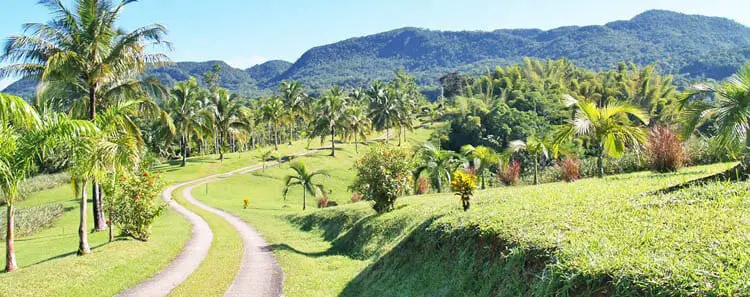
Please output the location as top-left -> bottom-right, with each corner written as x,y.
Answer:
107,171 -> 166,241
450,170 -> 477,211
349,145 -> 412,213
317,196 -> 329,208
560,157 -> 581,182
416,176 -> 430,195
243,198 -> 250,209
647,126 -> 686,172
498,160 -> 521,186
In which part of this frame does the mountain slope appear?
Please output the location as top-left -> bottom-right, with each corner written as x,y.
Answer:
3,10 -> 750,99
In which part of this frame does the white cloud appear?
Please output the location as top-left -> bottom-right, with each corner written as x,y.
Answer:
0,78 -> 16,91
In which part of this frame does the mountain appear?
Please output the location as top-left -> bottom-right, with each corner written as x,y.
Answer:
4,10 -> 750,99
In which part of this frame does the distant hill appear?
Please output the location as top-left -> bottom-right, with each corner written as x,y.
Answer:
4,9 -> 750,99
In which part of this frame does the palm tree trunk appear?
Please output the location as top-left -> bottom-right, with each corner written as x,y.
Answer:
5,203 -> 17,272
181,135 -> 187,167
331,127 -> 336,157
597,153 -> 605,178
274,126 -> 279,151
92,183 -> 106,231
302,189 -> 307,211
289,123 -> 294,146
78,180 -> 91,255
398,127 -> 402,146
354,133 -> 359,154
534,155 -> 540,185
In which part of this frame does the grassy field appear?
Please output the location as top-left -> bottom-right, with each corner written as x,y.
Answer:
194,134 -> 747,296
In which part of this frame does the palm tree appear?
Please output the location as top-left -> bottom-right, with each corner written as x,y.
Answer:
413,142 -> 458,193
1,94 -> 96,271
164,77 -> 209,167
310,87 -> 347,157
207,89 -> 250,161
682,63 -> 750,175
554,101 -> 649,177
460,145 -> 499,189
258,149 -> 274,171
280,81 -> 308,145
1,0 -> 170,232
367,81 -> 397,143
508,136 -> 554,185
258,96 -> 286,151
343,105 -> 371,154
282,162 -> 328,210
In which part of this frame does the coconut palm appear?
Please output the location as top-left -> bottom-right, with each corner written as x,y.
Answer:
206,89 -> 251,161
413,142 -> 459,193
280,81 -> 308,145
0,94 -> 96,271
367,81 -> 397,143
508,136 -> 554,185
554,101 -> 649,177
282,162 -> 328,211
343,105 -> 371,154
164,77 -> 210,166
310,87 -> 347,157
258,96 -> 286,151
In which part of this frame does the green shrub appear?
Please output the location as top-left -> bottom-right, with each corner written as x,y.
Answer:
107,171 -> 166,241
350,145 -> 412,213
685,135 -> 742,165
580,151 -> 646,177
0,204 -> 64,238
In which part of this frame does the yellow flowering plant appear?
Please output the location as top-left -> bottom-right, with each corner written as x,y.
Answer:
450,170 -> 477,211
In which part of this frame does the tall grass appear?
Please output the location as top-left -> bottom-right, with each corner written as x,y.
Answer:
647,126 -> 686,172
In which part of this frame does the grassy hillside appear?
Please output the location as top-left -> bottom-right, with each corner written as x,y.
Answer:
195,142 -> 745,297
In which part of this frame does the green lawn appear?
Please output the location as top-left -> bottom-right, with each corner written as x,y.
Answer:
194,135 -> 746,296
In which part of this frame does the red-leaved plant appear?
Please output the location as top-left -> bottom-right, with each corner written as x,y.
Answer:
416,176 -> 430,195
317,197 -> 329,208
647,126 -> 686,173
560,157 -> 581,182
351,192 -> 363,203
498,160 -> 521,186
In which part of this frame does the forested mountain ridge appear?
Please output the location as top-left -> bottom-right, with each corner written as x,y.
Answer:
4,9 -> 750,99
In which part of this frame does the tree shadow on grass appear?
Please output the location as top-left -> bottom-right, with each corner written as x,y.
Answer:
27,241 -> 109,267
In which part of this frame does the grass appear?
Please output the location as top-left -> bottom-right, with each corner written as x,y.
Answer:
195,132 -> 747,296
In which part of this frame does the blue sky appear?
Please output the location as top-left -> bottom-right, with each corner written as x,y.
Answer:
2,0 -> 750,89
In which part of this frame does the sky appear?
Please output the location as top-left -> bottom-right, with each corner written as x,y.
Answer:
1,0 -> 750,90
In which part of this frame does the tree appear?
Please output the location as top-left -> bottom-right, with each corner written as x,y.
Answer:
413,142 -> 459,193
282,162 -> 327,211
164,77 -> 209,167
460,145 -> 499,189
554,101 -> 649,177
258,96 -> 286,151
682,63 -> 750,176
367,81 -> 397,143
343,105 -> 371,154
1,0 -> 170,232
507,136 -> 554,185
207,89 -> 250,161
280,81 -> 308,145
0,94 -> 96,271
258,149 -> 274,171
310,87 -> 346,157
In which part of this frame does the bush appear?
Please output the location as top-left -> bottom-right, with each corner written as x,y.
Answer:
450,170 -> 477,211
416,177 -> 430,195
351,192 -> 363,203
317,197 -> 329,208
646,126 -> 686,172
243,198 -> 250,209
0,204 -> 64,238
498,160 -> 521,186
560,157 -> 581,182
579,151 -> 646,177
685,135 -> 743,165
108,171 -> 166,241
350,145 -> 412,213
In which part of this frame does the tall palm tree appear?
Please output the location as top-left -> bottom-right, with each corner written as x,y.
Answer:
343,105 -> 371,154
164,77 -> 209,166
207,89 -> 250,161
554,101 -> 649,177
1,0 -> 170,232
310,87 -> 347,157
413,142 -> 459,193
0,94 -> 96,271
280,81 -> 308,145
258,96 -> 286,151
367,81 -> 397,143
282,162 -> 328,211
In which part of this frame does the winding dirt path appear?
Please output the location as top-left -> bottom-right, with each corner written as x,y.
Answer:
117,150 -> 322,297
